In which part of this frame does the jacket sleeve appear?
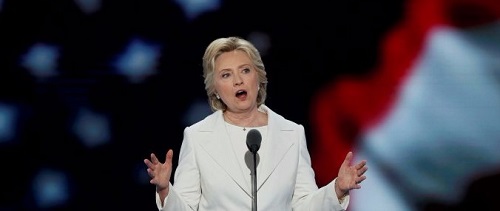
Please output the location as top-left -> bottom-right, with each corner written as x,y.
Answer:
292,125 -> 350,211
155,127 -> 201,211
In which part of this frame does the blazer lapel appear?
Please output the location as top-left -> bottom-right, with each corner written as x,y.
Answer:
198,111 -> 252,197
257,105 -> 295,190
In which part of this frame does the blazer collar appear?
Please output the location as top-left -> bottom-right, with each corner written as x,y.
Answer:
198,105 -> 295,196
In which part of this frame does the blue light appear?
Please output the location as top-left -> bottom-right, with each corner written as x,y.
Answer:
72,107 -> 111,148
74,0 -> 102,14
113,38 -> 161,83
32,169 -> 70,209
20,43 -> 59,79
0,102 -> 17,143
174,0 -> 221,21
183,98 -> 212,126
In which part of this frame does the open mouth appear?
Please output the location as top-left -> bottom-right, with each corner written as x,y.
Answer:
236,90 -> 247,98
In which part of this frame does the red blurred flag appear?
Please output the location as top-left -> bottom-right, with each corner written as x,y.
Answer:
310,0 -> 500,210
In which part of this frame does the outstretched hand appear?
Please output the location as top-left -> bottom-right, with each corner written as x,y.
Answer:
335,151 -> 367,198
144,149 -> 174,193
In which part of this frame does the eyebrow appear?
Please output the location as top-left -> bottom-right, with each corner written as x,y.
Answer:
219,64 -> 251,72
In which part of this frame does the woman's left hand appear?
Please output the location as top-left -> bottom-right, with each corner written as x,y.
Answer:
335,151 -> 368,198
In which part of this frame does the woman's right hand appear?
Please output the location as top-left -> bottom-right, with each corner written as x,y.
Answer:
144,149 -> 173,193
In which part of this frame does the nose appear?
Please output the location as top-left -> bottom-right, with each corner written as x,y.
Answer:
233,74 -> 243,86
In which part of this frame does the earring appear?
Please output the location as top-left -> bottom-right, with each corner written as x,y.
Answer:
216,93 -> 220,99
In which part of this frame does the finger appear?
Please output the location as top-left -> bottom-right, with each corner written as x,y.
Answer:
343,151 -> 353,165
144,159 -> 155,168
352,176 -> 366,189
356,175 -> 367,184
358,166 -> 368,176
150,177 -> 157,185
165,149 -> 174,165
354,184 -> 361,189
151,153 -> 159,164
147,168 -> 155,178
355,160 -> 367,169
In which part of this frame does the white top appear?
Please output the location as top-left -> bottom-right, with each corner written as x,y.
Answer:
224,122 -> 268,189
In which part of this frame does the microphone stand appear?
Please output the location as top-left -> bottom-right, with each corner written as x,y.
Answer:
246,129 -> 261,211
251,151 -> 257,211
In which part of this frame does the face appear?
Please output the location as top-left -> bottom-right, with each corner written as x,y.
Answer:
214,50 -> 260,113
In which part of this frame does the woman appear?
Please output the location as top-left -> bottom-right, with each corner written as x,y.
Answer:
144,36 -> 368,210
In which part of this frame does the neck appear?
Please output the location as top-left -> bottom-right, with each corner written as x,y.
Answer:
223,109 -> 264,129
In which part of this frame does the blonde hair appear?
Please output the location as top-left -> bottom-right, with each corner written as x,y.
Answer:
202,36 -> 268,111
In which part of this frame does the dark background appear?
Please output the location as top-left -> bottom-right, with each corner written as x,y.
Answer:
0,0 -> 405,210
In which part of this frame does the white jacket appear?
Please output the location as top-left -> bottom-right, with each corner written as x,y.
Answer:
155,105 -> 348,211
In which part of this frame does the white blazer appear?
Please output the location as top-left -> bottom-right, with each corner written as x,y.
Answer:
155,105 -> 349,211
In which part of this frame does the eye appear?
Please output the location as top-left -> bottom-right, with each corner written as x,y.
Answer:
242,68 -> 251,73
221,72 -> 231,78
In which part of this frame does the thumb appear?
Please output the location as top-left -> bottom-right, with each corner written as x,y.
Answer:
343,151 -> 353,166
165,149 -> 174,165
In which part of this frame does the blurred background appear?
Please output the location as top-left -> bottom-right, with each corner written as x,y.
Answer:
1,0 -> 499,210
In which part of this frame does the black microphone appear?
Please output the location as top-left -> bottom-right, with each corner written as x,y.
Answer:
246,129 -> 261,211
246,129 -> 262,154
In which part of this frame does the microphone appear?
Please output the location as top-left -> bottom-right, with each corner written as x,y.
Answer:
246,129 -> 261,211
246,129 -> 262,154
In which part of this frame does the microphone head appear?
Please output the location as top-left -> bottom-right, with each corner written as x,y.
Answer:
246,129 -> 262,153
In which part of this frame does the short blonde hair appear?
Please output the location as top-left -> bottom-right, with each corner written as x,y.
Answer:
202,36 -> 268,111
